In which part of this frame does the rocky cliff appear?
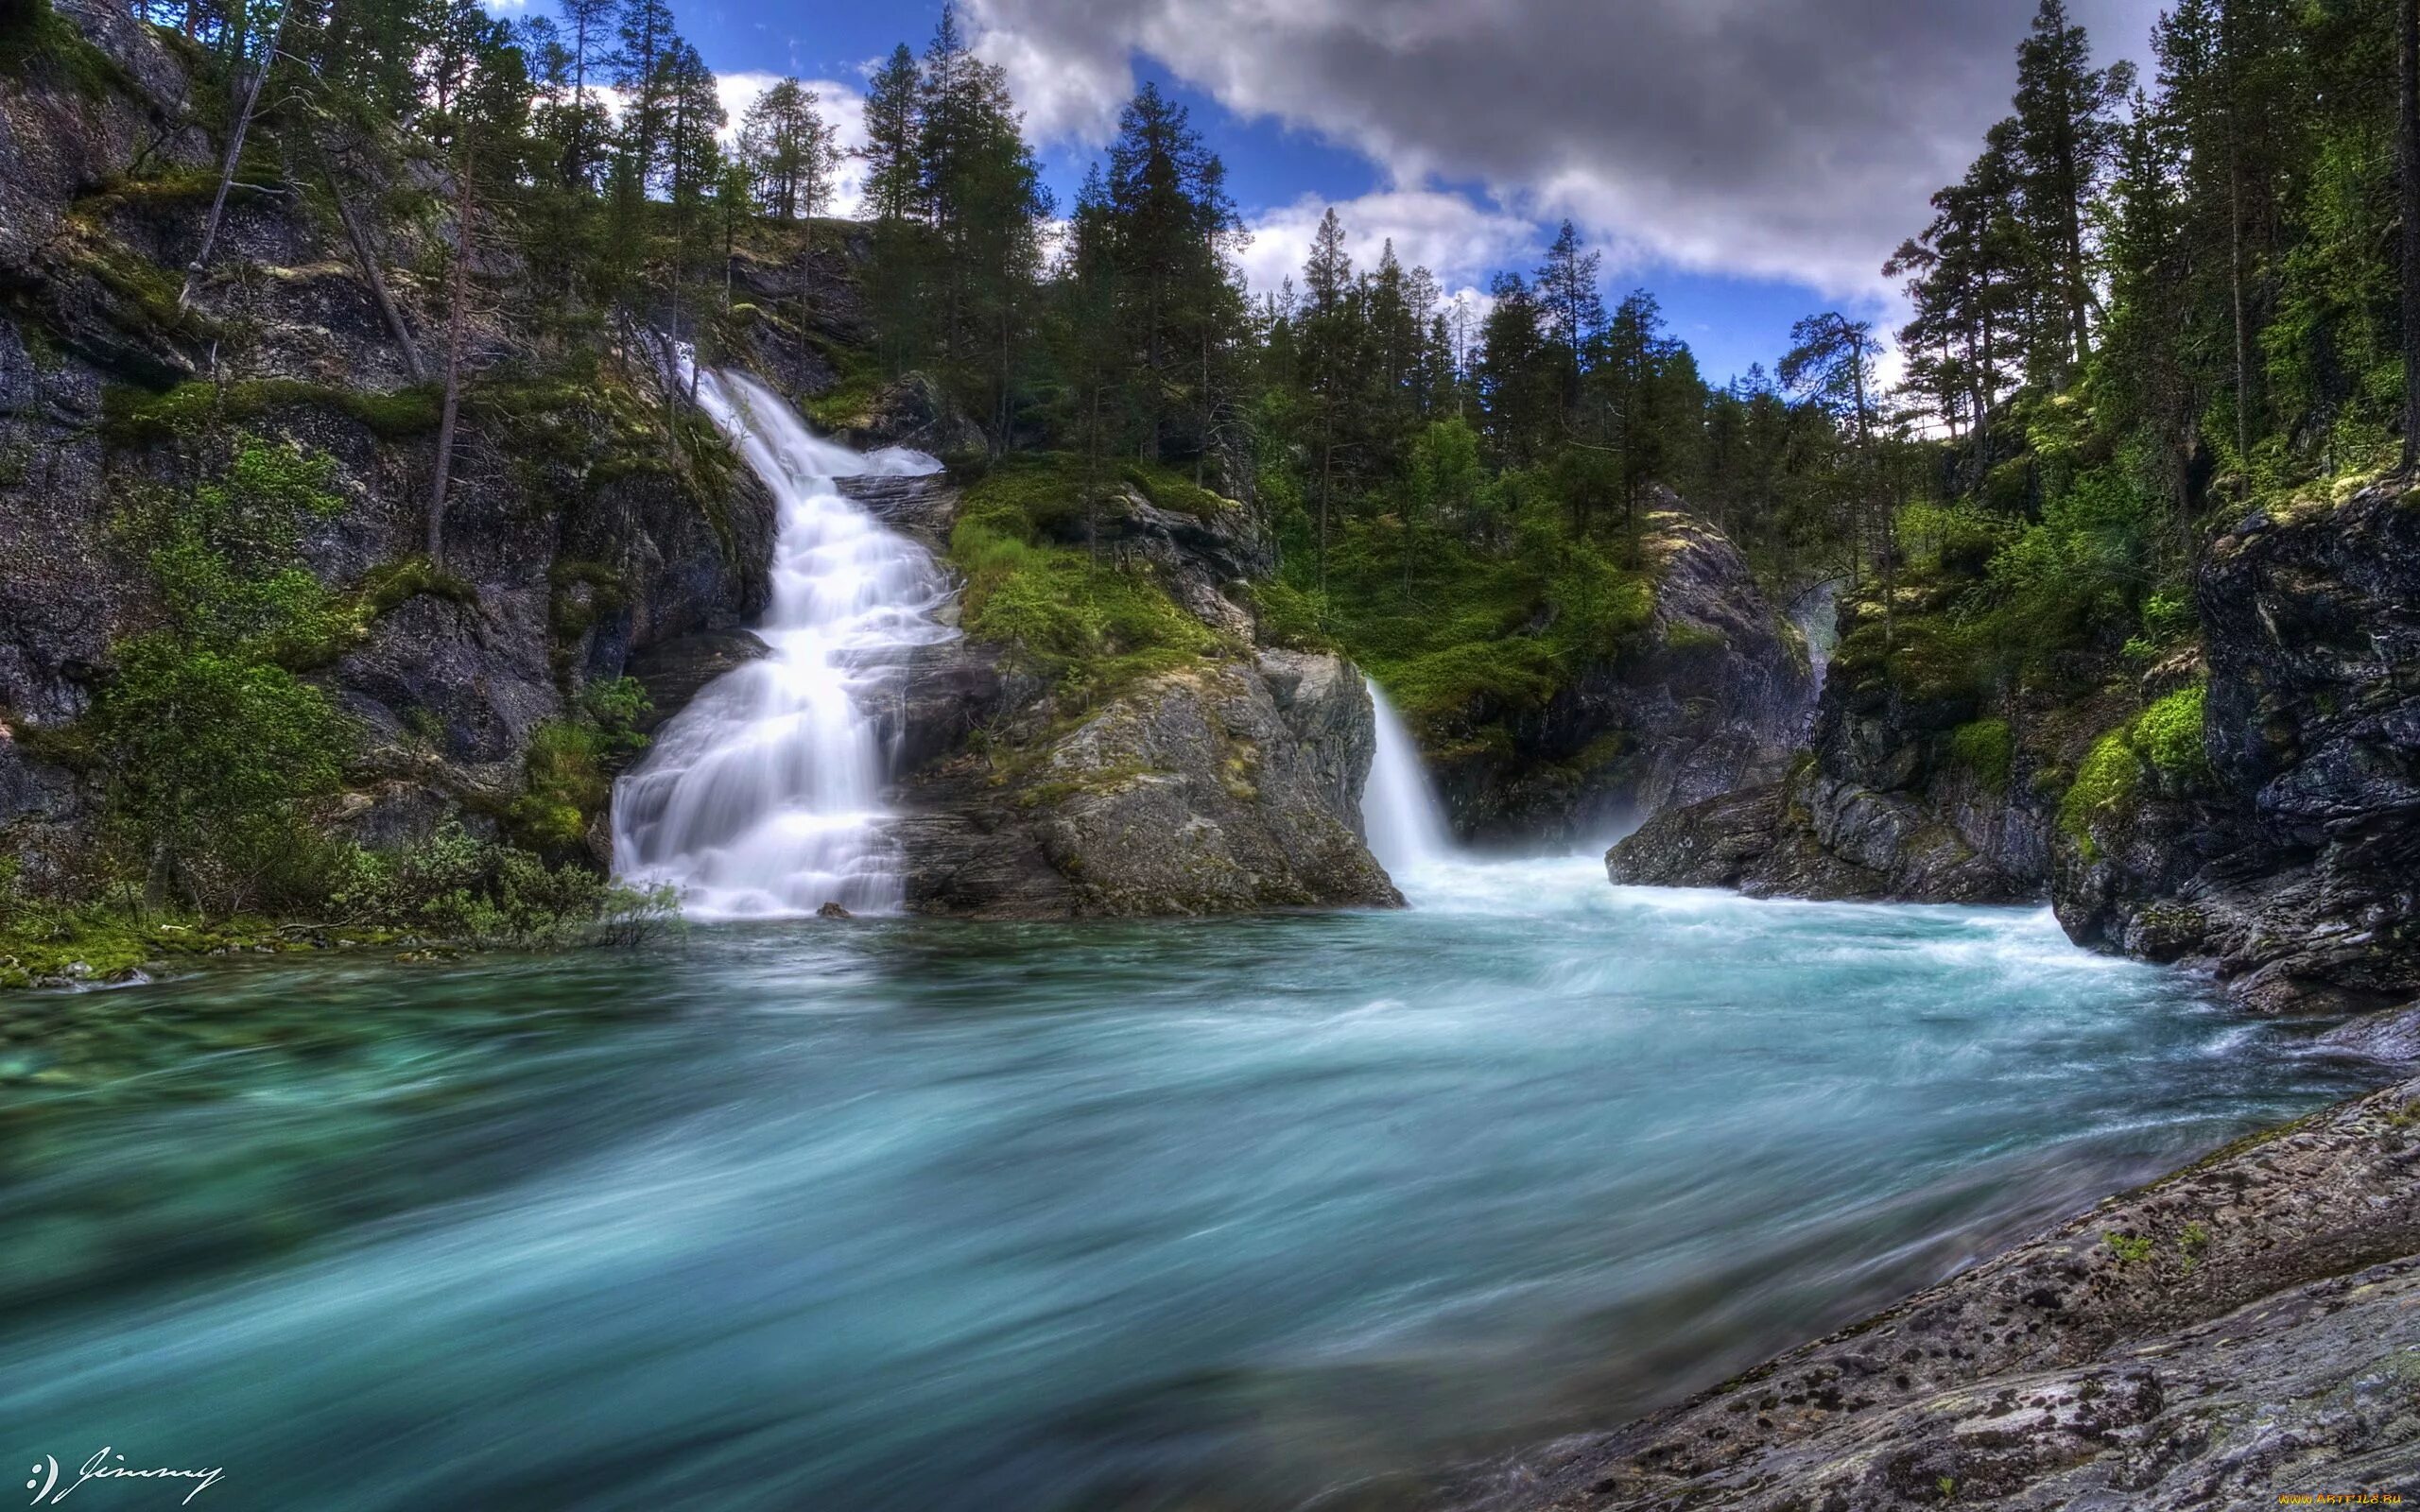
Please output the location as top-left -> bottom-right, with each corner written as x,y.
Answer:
853,472 -> 1402,918
2054,476 -> 2420,1013
1439,499 -> 1818,846
1613,473 -> 2420,1016
1609,576 -> 2109,903
0,0 -> 779,881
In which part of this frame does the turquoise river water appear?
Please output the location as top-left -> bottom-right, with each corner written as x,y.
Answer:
0,856 -> 2377,1510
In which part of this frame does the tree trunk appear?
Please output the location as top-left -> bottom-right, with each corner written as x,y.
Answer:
427,143 -> 477,563
320,138 -> 427,384
2401,0 -> 2420,469
180,0 -> 290,309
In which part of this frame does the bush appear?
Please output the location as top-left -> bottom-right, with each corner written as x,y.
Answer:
87,636 -> 353,915
330,823 -> 679,949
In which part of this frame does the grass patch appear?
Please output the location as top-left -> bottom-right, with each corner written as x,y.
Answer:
950,456 -> 1221,702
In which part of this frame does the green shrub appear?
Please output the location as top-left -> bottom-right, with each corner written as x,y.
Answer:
329,822 -> 677,949
87,635 -> 354,914
80,434 -> 365,914
509,721 -> 612,850
950,459 -> 1220,700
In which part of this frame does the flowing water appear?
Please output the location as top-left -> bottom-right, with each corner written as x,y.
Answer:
0,867 -> 2375,1512
611,370 -> 953,918
1362,679 -> 1458,870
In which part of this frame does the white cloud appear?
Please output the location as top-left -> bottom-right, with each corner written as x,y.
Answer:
964,0 -> 2165,303
1236,190 -> 1535,308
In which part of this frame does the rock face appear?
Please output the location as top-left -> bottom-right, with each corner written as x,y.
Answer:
875,477 -> 1401,918
1609,577 -> 2095,902
2054,479 -> 2420,1013
1617,476 -> 2420,1013
0,9 -> 782,877
1437,1076 -> 2420,1511
1445,501 -> 1819,846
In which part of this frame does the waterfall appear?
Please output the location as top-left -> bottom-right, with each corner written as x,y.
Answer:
1361,678 -> 1455,876
610,369 -> 956,919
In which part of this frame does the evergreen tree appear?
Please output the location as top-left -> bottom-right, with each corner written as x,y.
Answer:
738,79 -> 840,220
1098,82 -> 1245,463
862,44 -> 923,225
2009,0 -> 2135,377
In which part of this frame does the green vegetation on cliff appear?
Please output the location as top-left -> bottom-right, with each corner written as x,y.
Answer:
948,455 -> 1221,703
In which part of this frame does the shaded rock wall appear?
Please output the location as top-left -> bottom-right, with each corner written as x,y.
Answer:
1444,500 -> 1818,846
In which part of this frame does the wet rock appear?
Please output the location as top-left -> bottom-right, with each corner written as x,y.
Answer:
816,901 -> 852,919
1434,1077 -> 2420,1511
837,473 -> 959,553
2317,1001 -> 2420,1065
895,663 -> 1401,919
624,629 -> 770,740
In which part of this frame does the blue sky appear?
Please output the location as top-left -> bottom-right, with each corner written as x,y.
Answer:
650,0 -> 2164,387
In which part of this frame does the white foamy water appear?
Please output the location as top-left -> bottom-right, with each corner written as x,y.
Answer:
1360,678 -> 1456,880
611,369 -> 955,918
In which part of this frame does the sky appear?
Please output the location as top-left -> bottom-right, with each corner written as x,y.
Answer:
595,0 -> 2168,386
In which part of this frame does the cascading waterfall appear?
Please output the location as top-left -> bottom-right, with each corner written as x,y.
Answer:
1360,678 -> 1456,876
611,369 -> 955,918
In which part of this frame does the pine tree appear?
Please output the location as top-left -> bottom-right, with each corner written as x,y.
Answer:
1098,82 -> 1244,463
610,0 -> 677,189
2010,0 -> 2135,378
862,44 -> 923,225
1535,219 -> 1605,418
739,79 -> 840,220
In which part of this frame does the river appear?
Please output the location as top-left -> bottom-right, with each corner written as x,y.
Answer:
0,858 -> 2371,1511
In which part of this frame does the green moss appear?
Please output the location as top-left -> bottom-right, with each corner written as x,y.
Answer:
1661,621 -> 1726,655
103,379 -> 441,448
2059,730 -> 2142,861
2134,683 -> 2211,787
1947,717 -> 2014,793
0,0 -> 136,99
1121,463 -> 1232,520
64,222 -> 216,345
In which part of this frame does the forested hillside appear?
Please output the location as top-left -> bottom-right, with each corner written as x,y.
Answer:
1618,0 -> 2420,1011
4,0 -> 2416,989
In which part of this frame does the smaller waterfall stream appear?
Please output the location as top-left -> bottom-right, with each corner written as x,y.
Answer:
611,370 -> 955,918
1360,679 -> 1456,877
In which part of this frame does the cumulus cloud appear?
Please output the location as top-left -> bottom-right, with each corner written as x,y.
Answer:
966,0 -> 2161,301
1236,190 -> 1534,307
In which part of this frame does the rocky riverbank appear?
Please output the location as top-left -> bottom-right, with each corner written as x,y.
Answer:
1438,1060 -> 2420,1510
1612,471 -> 2420,1020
